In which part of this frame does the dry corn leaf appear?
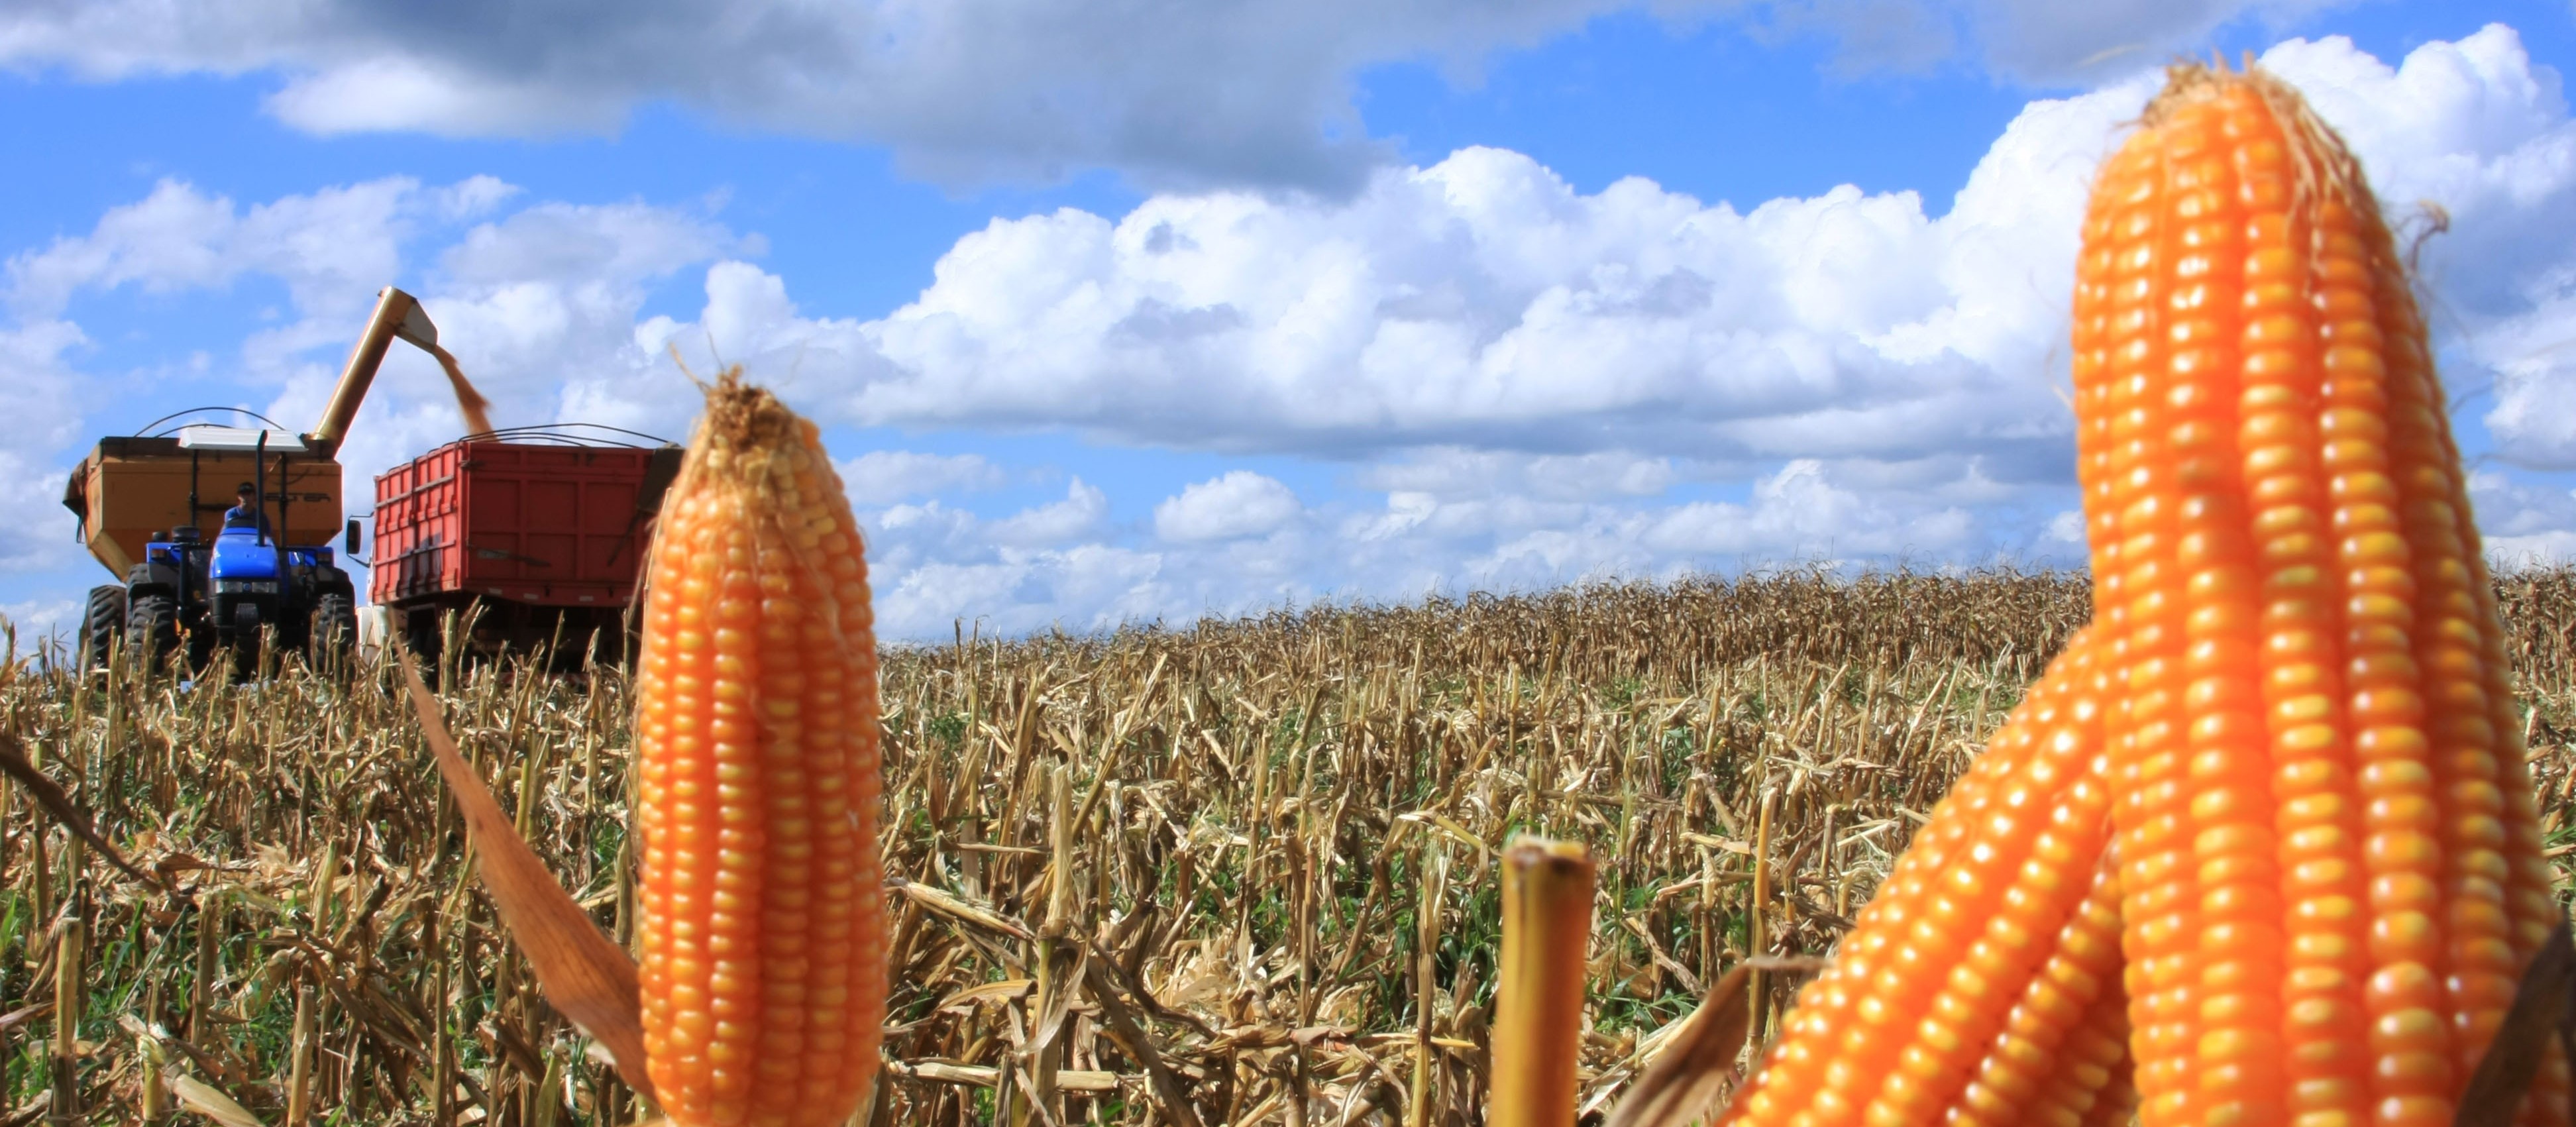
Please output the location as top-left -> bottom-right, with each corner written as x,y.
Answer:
899,879 -> 1034,941
164,1071 -> 266,1127
0,732 -> 166,890
938,979 -> 1035,1013
398,651 -> 655,1102
1605,955 -> 1827,1127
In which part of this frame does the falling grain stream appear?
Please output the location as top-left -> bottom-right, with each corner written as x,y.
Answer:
426,341 -> 496,439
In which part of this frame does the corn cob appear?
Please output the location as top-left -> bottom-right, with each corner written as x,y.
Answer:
2077,1045 -> 2141,1127
1722,627 -> 2121,1127
1728,663 -> 2074,1127
2072,63 -> 2563,1127
635,370 -> 888,1127
1948,856 -> 2129,1127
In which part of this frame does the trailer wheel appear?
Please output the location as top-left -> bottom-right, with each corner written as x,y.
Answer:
309,592 -> 357,663
79,585 -> 127,671
127,591 -> 181,671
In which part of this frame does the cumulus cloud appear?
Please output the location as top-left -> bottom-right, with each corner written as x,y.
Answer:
616,25 -> 2576,633
1362,449 -> 1681,501
841,450 -> 2051,638
1955,0 -> 2354,84
0,320 -> 88,578
2473,471 -> 2576,567
0,0 -> 1702,191
1155,472 -> 1305,542
0,0 -> 2365,190
5,176 -> 439,321
1729,0 -> 2369,83
837,451 -> 1007,505
0,171 -> 749,639
11,24 -> 2576,641
641,23 -> 2465,476
985,480 -> 1112,549
668,78 -> 2155,472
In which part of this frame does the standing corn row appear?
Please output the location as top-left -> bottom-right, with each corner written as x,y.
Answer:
635,370 -> 888,1127
2070,64 -> 2564,1127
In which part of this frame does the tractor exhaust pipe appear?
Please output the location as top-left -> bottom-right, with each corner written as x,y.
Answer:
307,286 -> 439,460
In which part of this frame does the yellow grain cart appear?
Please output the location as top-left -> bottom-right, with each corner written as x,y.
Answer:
60,287 -> 439,669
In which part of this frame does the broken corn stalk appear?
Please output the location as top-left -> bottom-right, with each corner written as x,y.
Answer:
635,369 -> 888,1127
1491,837 -> 1598,1127
2074,62 -> 2563,1127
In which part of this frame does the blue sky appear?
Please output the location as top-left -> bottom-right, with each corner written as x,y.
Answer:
4,1 -> 2575,641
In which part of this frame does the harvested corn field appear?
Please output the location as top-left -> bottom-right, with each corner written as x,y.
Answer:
0,567 -> 2571,1125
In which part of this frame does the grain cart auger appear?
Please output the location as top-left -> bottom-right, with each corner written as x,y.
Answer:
62,286 -> 438,671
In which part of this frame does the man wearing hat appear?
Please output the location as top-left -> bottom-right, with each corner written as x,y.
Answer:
223,482 -> 270,533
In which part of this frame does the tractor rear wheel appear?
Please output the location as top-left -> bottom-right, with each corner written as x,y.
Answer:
79,585 -> 127,671
127,591 -> 181,671
309,592 -> 357,665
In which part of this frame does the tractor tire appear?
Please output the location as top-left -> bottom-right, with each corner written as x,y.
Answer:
309,592 -> 357,664
78,586 -> 127,671
127,591 -> 182,671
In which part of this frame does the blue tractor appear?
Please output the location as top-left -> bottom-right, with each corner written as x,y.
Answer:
113,474 -> 362,670
68,287 -> 437,671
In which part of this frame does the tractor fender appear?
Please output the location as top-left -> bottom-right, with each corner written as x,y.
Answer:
127,560 -> 188,592
313,565 -> 356,597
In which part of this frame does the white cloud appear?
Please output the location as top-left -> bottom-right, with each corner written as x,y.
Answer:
0,0 -> 2361,191
0,175 -> 689,482
675,93 -> 2153,474
985,480 -> 1110,549
1645,460 -> 1974,556
1956,0 -> 2355,84
2473,471 -> 2576,567
0,319 -> 94,578
5,177 -> 421,321
846,450 -> 2051,639
0,594 -> 83,653
256,196 -> 745,541
1361,448 -> 1680,501
1155,472 -> 1304,542
665,25 -> 2576,635
0,173 -> 748,625
11,25 -> 2576,643
837,451 -> 1007,505
0,0 -> 1701,191
621,33 -> 2575,481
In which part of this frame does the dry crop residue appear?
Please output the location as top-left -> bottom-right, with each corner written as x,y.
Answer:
0,566 -> 2569,1124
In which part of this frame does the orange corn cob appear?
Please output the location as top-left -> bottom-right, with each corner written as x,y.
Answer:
1949,855 -> 2129,1127
1723,627 -> 2116,1127
635,370 -> 888,1127
2072,63 -> 2563,1127
2078,1046 -> 2141,1127
1730,664 -> 2072,1127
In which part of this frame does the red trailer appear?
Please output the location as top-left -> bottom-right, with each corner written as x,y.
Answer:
370,431 -> 682,665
